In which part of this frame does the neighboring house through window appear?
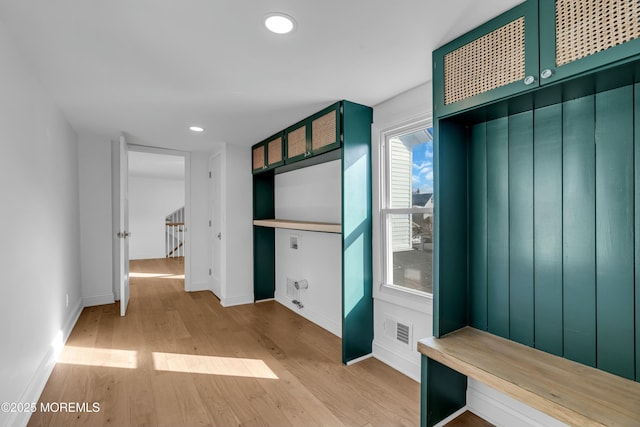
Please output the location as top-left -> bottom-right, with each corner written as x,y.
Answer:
381,121 -> 433,295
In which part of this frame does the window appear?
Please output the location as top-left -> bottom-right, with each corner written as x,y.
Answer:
381,122 -> 433,295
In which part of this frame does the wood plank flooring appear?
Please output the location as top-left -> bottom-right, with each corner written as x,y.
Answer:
28,258 -> 420,427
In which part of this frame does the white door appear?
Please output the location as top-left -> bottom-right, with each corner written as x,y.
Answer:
117,136 -> 130,316
210,153 -> 223,298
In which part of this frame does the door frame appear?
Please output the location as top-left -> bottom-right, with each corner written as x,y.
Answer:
112,143 -> 192,295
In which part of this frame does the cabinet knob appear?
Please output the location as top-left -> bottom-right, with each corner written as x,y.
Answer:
540,69 -> 554,79
523,75 -> 536,85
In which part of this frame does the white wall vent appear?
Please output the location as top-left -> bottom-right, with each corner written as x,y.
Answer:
396,322 -> 410,345
384,317 -> 412,347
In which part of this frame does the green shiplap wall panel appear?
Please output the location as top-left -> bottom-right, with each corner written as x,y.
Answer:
534,104 -> 563,356
636,83 -> 640,382
486,117 -> 509,338
562,95 -> 596,367
595,87 -> 635,380
434,120 -> 468,337
469,123 -> 488,331
508,111 -> 534,346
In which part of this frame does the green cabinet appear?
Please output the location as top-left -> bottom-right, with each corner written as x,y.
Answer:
252,133 -> 284,173
435,0 -> 640,118
252,100 -> 373,365
425,0 -> 640,425
539,0 -> 640,85
433,0 -> 539,117
285,102 -> 341,163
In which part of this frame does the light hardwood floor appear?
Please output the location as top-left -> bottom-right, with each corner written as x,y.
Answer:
28,258 -> 420,427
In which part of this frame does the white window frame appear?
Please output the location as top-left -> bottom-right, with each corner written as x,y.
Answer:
379,116 -> 434,300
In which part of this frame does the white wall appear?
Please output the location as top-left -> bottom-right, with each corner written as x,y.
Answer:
373,83 -> 569,427
0,21 -> 83,427
129,175 -> 184,260
218,144 -> 253,306
372,82 -> 433,381
274,160 -> 342,336
79,134 -> 115,306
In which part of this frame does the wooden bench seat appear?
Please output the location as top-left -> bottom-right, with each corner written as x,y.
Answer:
418,327 -> 640,427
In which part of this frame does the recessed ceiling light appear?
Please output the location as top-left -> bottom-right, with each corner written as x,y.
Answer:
189,126 -> 204,132
264,13 -> 296,34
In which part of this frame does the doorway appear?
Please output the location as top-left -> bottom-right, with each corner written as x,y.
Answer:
114,144 -> 192,315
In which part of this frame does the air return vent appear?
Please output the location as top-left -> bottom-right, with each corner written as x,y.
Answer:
384,317 -> 412,347
396,323 -> 410,345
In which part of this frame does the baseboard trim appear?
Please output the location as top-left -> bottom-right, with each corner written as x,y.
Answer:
433,407 -> 469,427
189,281 -> 209,292
346,353 -> 373,366
221,295 -> 254,307
82,293 -> 114,307
8,299 -> 83,427
372,339 -> 420,382
467,379 -> 568,427
274,292 -> 341,337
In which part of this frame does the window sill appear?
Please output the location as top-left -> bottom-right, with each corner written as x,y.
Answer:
374,283 -> 433,315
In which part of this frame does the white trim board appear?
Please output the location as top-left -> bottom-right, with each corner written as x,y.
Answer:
372,340 -> 420,382
82,293 -> 115,307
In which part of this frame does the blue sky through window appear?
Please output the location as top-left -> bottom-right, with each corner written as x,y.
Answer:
408,127 -> 433,194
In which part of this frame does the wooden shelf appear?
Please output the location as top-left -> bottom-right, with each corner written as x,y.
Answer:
419,327 -> 640,427
253,219 -> 341,234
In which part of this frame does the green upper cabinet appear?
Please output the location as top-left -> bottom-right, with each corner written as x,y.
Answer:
435,0 -> 640,117
539,0 -> 640,85
285,102 -> 341,164
433,0 -> 539,117
252,133 -> 284,173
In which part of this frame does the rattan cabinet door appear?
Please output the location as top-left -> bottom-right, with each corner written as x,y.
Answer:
266,135 -> 284,168
252,143 -> 266,173
252,132 -> 284,173
539,0 -> 640,85
310,103 -> 340,156
433,0 -> 539,118
284,122 -> 308,163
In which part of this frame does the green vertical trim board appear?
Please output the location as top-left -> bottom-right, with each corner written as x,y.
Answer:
508,111 -> 534,346
486,117 -> 509,338
562,95 -> 596,367
341,101 -> 373,364
533,104 -> 563,356
469,123 -> 488,331
595,87 -> 635,380
434,120 -> 468,337
633,84 -> 640,382
635,83 -> 640,381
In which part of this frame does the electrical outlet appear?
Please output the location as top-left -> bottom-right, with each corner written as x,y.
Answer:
290,235 -> 298,250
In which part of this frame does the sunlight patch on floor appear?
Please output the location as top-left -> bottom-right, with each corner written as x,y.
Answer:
152,352 -> 279,379
58,346 -> 138,369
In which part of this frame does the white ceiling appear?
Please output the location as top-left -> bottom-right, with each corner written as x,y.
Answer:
0,0 -> 522,151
